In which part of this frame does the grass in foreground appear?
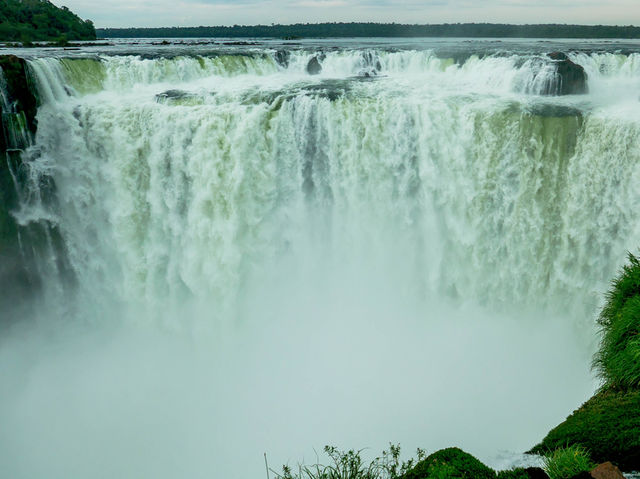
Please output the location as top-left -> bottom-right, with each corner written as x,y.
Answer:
541,445 -> 592,479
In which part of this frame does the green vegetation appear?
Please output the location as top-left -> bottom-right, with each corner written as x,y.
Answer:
593,252 -> 640,389
96,23 -> 640,39
531,252 -> 640,472
402,448 -> 496,479
0,0 -> 95,42
529,389 -> 640,471
541,446 -> 592,479
271,446 -> 534,479
271,445 -> 426,479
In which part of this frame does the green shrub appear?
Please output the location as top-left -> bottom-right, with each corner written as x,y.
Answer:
593,252 -> 640,389
541,446 -> 592,479
531,252 -> 640,472
402,447 -> 496,479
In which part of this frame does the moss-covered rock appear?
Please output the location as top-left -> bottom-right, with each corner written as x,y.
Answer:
529,389 -> 640,472
402,447 -> 496,479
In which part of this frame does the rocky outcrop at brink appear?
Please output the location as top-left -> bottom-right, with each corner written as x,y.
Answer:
544,52 -> 588,96
0,55 -> 38,132
274,50 -> 290,67
306,55 -> 322,75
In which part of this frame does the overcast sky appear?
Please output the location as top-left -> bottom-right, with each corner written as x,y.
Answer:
53,0 -> 640,29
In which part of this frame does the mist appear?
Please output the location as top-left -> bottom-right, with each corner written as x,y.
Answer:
0,266 -> 595,478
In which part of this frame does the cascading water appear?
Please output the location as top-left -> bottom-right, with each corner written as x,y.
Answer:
1,40 -> 640,478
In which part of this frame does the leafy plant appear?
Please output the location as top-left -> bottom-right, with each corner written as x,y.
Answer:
593,252 -> 640,389
542,445 -> 592,479
271,445 -> 426,479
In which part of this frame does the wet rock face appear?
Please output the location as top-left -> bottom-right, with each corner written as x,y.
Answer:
0,56 -> 37,318
359,51 -> 382,77
274,50 -> 290,68
306,55 -> 322,75
0,55 -> 38,133
544,52 -> 588,96
0,55 -> 66,320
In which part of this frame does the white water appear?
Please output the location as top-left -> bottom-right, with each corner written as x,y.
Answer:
2,46 -> 640,477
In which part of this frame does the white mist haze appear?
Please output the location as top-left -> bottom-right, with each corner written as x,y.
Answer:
0,269 -> 594,479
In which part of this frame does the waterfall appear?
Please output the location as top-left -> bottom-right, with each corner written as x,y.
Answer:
17,50 -> 640,323
1,44 -> 639,478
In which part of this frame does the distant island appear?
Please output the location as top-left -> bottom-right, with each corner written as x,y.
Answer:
0,0 -> 96,42
97,23 -> 640,39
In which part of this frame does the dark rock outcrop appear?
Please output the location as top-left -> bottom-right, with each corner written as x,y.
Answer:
0,55 -> 38,132
359,51 -> 382,77
0,55 -> 70,320
0,56 -> 39,318
306,55 -> 322,75
543,52 -> 588,95
274,50 -> 290,68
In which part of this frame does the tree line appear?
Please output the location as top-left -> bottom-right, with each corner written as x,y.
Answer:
97,23 -> 640,39
0,0 -> 96,42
